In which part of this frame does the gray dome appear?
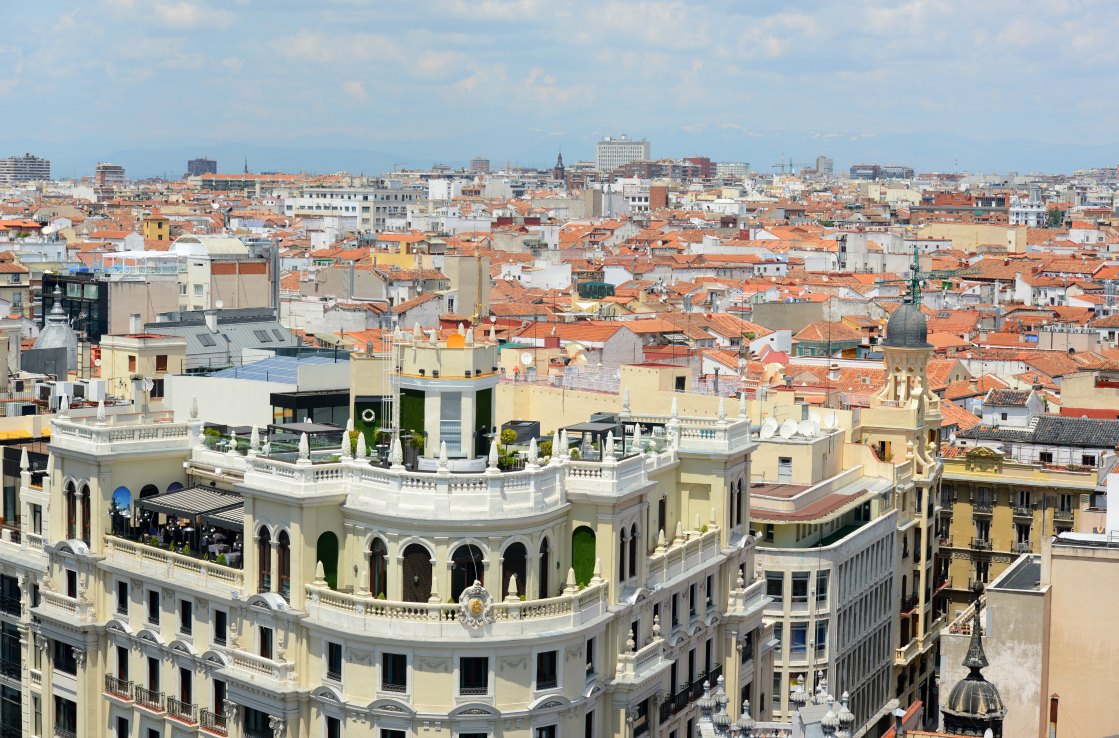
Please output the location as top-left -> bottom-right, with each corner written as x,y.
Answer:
34,286 -> 78,371
943,676 -> 1006,735
883,301 -> 930,349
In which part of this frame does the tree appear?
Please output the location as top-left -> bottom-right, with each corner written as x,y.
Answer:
1046,208 -> 1065,227
500,428 -> 517,454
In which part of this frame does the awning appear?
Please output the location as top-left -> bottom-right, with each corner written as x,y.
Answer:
201,503 -> 244,531
135,486 -> 242,518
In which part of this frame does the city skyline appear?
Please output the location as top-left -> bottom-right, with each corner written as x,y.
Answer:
5,0 -> 1119,177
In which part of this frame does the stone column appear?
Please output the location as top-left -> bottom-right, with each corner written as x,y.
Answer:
269,540 -> 280,594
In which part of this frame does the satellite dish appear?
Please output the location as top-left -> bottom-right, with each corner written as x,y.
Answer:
824,411 -> 838,429
215,299 -> 224,309
520,352 -> 534,366
142,378 -> 154,391
93,359 -> 102,367
760,417 -> 778,439
798,419 -> 815,437
779,419 -> 797,439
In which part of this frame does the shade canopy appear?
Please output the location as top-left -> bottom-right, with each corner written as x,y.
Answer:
135,486 -> 241,519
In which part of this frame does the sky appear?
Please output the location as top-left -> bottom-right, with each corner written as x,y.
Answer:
4,0 -> 1119,177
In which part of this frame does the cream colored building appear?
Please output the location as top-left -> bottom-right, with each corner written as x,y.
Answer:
9,333 -> 774,738
99,333 -> 187,404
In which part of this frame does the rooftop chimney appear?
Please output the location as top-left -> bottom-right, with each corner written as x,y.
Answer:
204,309 -> 218,333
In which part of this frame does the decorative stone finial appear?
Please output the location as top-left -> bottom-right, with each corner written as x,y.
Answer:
737,699 -> 756,735
391,433 -> 404,467
564,567 -> 578,594
250,426 -> 260,451
438,441 -> 449,470
652,614 -> 661,639
457,322 -> 465,336
190,396 -> 198,419
19,448 -> 28,472
488,438 -> 499,469
504,574 -> 520,603
96,398 -> 106,423
590,558 -> 602,584
413,322 -> 422,340
603,431 -> 614,458
339,429 -> 352,460
528,436 -> 538,465
631,423 -> 642,453
356,431 -> 368,460
298,432 -> 309,460
313,560 -> 326,586
227,430 -> 238,455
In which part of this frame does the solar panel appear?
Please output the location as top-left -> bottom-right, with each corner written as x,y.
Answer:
197,333 -> 217,347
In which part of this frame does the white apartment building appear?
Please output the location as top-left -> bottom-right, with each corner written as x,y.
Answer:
595,136 -> 650,173
750,424 -> 898,733
283,186 -> 423,232
715,163 -> 749,179
0,153 -> 51,184
9,333 -> 774,738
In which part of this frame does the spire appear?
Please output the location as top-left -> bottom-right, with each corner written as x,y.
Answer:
963,600 -> 989,672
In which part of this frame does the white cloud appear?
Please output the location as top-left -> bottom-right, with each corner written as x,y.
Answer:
151,1 -> 236,30
342,80 -> 369,103
272,31 -> 398,64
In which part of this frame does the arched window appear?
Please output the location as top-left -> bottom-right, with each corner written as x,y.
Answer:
80,484 -> 91,544
316,532 -> 339,590
139,484 -> 159,499
736,479 -> 745,526
277,531 -> 291,601
618,528 -> 627,581
111,486 -> 131,537
257,528 -> 272,593
538,538 -> 551,598
571,527 -> 596,587
370,539 -> 388,599
628,523 -> 638,579
401,544 -> 432,603
64,482 -> 76,540
167,482 -> 184,493
451,544 -> 484,602
501,543 -> 527,599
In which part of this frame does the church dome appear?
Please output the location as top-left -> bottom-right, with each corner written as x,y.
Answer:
883,300 -> 930,349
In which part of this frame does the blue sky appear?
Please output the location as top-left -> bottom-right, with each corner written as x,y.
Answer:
4,0 -> 1119,176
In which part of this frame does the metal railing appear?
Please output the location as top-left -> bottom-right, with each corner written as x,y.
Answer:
134,685 -> 165,712
200,709 -> 228,736
1014,541 -> 1032,553
167,697 -> 197,724
1012,506 -> 1033,518
900,594 -> 919,613
972,503 -> 993,514
460,685 -> 488,696
0,658 -> 19,680
660,665 -> 724,724
1054,508 -> 1074,521
971,538 -> 992,550
537,676 -> 558,690
326,670 -> 341,682
53,729 -> 76,738
105,675 -> 132,699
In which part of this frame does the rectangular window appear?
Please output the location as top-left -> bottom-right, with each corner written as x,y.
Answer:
66,570 -> 77,598
815,620 -> 828,654
51,640 -> 77,675
1039,451 -> 1053,464
536,651 -> 558,690
382,653 -> 407,692
326,716 -> 341,738
765,572 -> 783,598
381,731 -> 405,738
117,580 -> 128,615
790,623 -> 807,656
459,656 -> 489,695
327,642 -> 343,681
816,571 -> 829,603
54,696 -> 77,733
180,600 -> 192,635
706,575 -> 714,608
689,583 -> 697,616
116,716 -> 129,738
536,727 -> 557,738
147,590 -> 159,625
214,680 -> 226,715
585,710 -> 595,738
155,355 -> 168,372
147,656 -> 159,691
117,645 -> 129,681
179,666 -> 192,704
1082,454 -> 1097,466
128,355 -> 136,372
259,626 -> 273,660
214,610 -> 227,645
791,572 -> 809,603
586,637 -> 595,675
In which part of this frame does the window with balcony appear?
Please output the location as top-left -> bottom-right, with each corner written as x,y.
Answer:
259,627 -> 273,660
459,656 -> 489,696
536,651 -> 558,690
382,653 -> 407,692
54,696 -> 77,737
327,642 -> 343,682
586,637 -> 595,676
0,575 -> 19,615
116,580 -> 128,615
214,609 -> 227,646
147,590 -> 160,625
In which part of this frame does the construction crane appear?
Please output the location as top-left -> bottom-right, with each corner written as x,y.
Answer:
770,155 -> 813,175
875,244 -> 961,305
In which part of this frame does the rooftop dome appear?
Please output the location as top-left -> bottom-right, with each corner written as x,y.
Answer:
33,285 -> 78,371
883,300 -> 930,349
942,602 -> 1006,737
